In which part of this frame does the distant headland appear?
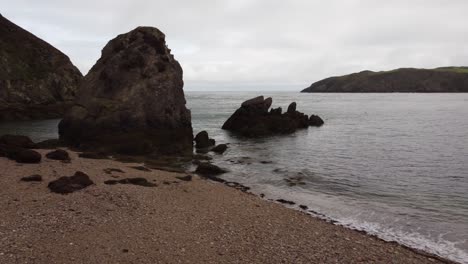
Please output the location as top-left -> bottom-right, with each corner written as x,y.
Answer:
302,67 -> 468,93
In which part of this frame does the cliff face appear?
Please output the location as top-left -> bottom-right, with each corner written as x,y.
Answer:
302,68 -> 468,93
0,14 -> 82,120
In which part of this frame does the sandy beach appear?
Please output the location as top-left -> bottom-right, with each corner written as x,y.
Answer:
0,149 -> 453,264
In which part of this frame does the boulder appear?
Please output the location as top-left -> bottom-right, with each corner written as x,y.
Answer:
222,96 -> 324,137
195,162 -> 227,176
0,135 -> 35,148
0,15 -> 82,121
13,149 -> 42,163
58,27 -> 192,155
194,131 -> 215,149
46,149 -> 71,161
211,144 -> 228,154
48,171 -> 94,194
309,115 -> 324,127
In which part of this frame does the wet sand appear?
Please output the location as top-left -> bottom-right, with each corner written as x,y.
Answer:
0,149 -> 453,263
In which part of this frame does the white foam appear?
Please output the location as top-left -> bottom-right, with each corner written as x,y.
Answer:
337,216 -> 468,264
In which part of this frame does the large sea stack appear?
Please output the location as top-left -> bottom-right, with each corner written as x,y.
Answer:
59,27 -> 193,155
222,96 -> 323,137
302,67 -> 468,93
0,14 -> 82,120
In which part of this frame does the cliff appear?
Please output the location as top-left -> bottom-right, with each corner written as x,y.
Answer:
302,67 -> 468,93
0,14 -> 82,120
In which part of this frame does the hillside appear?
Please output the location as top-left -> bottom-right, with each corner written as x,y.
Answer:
0,14 -> 82,120
302,67 -> 468,93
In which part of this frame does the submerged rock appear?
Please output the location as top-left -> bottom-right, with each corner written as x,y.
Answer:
58,27 -> 192,155
309,115 -> 324,127
46,149 -> 70,161
276,199 -> 296,205
0,14 -> 82,121
211,144 -> 228,154
195,162 -> 227,176
48,171 -> 94,194
222,96 -> 323,137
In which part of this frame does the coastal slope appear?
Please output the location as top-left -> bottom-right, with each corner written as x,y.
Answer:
0,14 -> 82,120
302,67 -> 468,93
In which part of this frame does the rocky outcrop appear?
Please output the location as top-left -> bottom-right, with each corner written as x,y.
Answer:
194,131 -> 215,149
0,14 -> 82,121
301,67 -> 468,93
59,27 -> 193,155
0,134 -> 42,163
222,96 -> 323,137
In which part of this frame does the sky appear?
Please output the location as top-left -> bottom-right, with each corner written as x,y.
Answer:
1,0 -> 468,91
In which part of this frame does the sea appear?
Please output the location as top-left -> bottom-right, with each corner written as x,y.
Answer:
1,92 -> 467,263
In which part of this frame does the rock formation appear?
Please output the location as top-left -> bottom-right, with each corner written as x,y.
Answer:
194,131 -> 215,149
59,27 -> 193,155
0,134 -> 42,163
0,14 -> 82,121
302,67 -> 468,93
48,171 -> 94,194
222,96 -> 323,137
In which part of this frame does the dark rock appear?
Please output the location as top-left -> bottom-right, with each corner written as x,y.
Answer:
194,131 -> 215,149
46,149 -> 70,161
269,107 -> 282,115
285,175 -> 306,186
287,102 -> 297,113
260,160 -> 273,164
222,96 -> 323,137
20,174 -> 42,182
195,162 -> 228,176
276,199 -> 295,205
104,177 -> 156,187
34,139 -> 66,149
192,154 -> 212,161
176,175 -> 192,181
58,27 -> 192,155
104,168 -> 125,174
211,144 -> 227,154
301,67 -> 468,93
130,166 -> 151,172
224,181 -> 250,192
309,115 -> 324,127
78,152 -> 108,159
48,171 -> 94,194
13,149 -> 42,163
299,205 -> 309,210
0,15 -> 82,121
0,135 -> 35,148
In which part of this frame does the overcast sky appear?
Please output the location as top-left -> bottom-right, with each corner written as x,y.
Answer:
2,0 -> 468,91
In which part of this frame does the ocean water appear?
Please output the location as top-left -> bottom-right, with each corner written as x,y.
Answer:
1,92 -> 468,263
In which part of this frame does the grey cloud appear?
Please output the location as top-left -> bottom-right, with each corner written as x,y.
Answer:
1,0 -> 467,90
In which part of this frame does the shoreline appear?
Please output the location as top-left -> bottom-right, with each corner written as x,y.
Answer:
0,149 -> 456,263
